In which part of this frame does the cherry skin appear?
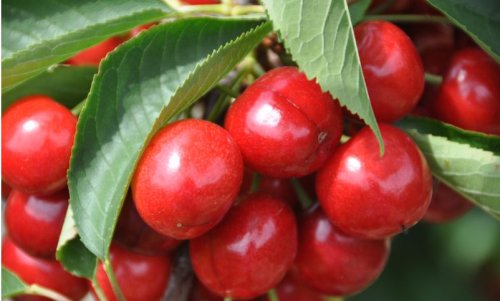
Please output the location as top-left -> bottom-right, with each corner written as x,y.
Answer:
2,236 -> 88,301
434,48 -> 500,135
132,119 -> 243,240
114,195 -> 182,255
316,124 -> 433,239
294,205 -> 390,296
190,193 -> 298,299
92,244 -> 171,301
263,270 -> 327,301
128,23 -> 156,39
355,21 -> 424,122
66,37 -> 122,66
2,95 -> 77,195
424,179 -> 473,223
188,279 -> 262,301
240,170 -> 299,208
225,66 -> 343,178
5,189 -> 68,258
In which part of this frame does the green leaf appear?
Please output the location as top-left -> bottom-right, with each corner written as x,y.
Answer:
69,18 -> 271,259
261,0 -> 383,152
2,65 -> 96,113
2,267 -> 28,298
349,0 -> 372,25
428,0 -> 500,62
400,117 -> 500,219
56,208 -> 97,279
2,0 -> 171,91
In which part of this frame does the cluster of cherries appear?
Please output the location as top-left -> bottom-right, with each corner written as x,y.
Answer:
3,0 -> 500,300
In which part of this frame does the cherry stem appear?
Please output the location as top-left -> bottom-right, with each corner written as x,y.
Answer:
224,298 -> 232,301
363,14 -> 451,24
424,72 -> 443,85
268,288 -> 280,301
71,99 -> 86,116
207,69 -> 247,122
326,297 -> 344,301
291,178 -> 313,210
215,84 -> 240,98
26,284 -> 71,301
249,172 -> 261,193
103,259 -> 126,301
91,278 -> 108,301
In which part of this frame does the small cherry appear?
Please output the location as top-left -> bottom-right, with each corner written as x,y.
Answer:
92,244 -> 171,301
434,48 -> 500,135
355,21 -> 424,122
114,195 -> 182,255
66,37 -> 122,66
263,270 -> 327,301
316,124 -> 432,239
225,66 -> 343,178
294,205 -> 390,296
5,189 -> 68,258
132,119 -> 243,240
2,95 -> 77,195
424,179 -> 473,223
190,193 -> 298,299
2,236 -> 88,301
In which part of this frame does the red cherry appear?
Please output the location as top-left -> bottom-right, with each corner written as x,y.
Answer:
2,95 -> 77,195
128,23 -> 156,39
6,190 -> 68,258
355,21 -> 424,122
225,66 -> 343,178
240,170 -> 299,208
114,195 -> 182,255
92,244 -> 171,301
434,48 -> 500,135
132,119 -> 243,240
190,193 -> 298,299
263,270 -> 327,301
316,124 -> 432,239
295,205 -> 390,296
183,0 -> 219,4
424,179 -> 473,223
66,37 -> 122,66
2,236 -> 88,301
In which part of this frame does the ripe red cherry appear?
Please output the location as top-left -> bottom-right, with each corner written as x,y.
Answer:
92,244 -> 171,301
2,95 -> 77,195
434,48 -> 500,135
2,236 -> 88,301
6,189 -> 68,258
264,271 -> 327,301
132,119 -> 243,240
355,21 -> 424,122
424,180 -> 473,223
114,195 -> 182,255
190,193 -> 298,299
225,67 -> 343,178
66,37 -> 122,66
316,124 -> 432,239
294,205 -> 390,296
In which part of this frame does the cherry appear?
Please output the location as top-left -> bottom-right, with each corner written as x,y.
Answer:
2,95 -> 77,195
263,270 -> 327,301
188,279 -> 262,301
190,193 -> 297,299
2,236 -> 88,301
5,189 -> 68,258
128,23 -> 156,39
424,179 -> 473,223
294,205 -> 390,296
183,0 -> 219,4
66,37 -> 122,66
114,195 -> 182,255
225,66 -> 343,178
434,48 -> 500,135
92,244 -> 171,301
240,170 -> 299,208
132,119 -> 243,240
316,124 -> 432,239
355,21 -> 424,122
